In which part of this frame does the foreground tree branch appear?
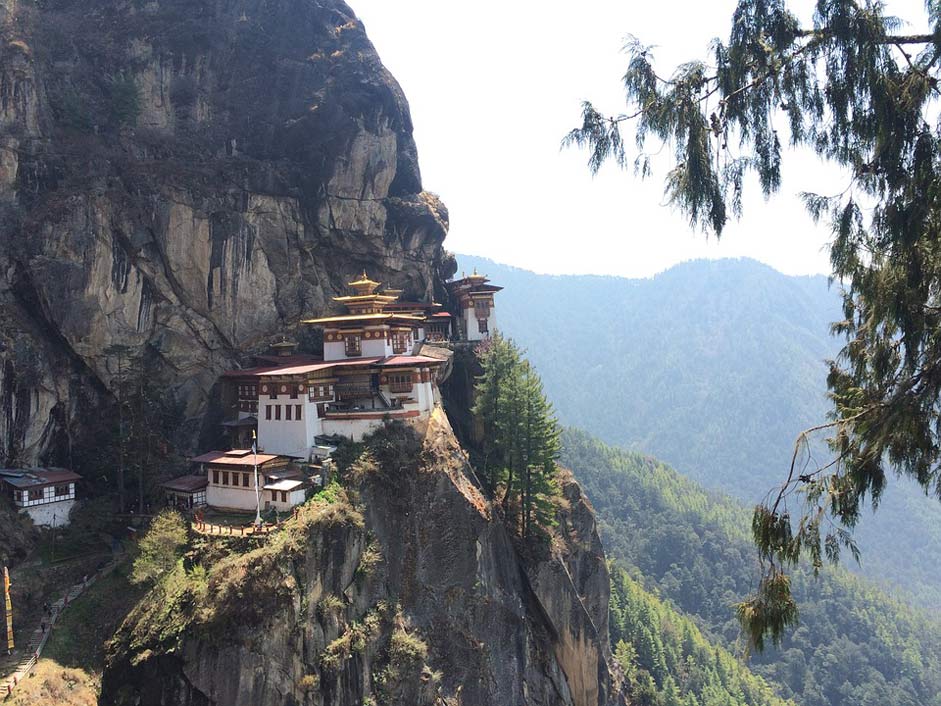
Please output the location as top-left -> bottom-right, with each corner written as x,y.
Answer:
566,0 -> 941,649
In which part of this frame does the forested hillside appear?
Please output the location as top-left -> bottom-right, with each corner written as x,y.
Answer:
458,254 -> 941,608
563,429 -> 941,706
609,564 -> 791,706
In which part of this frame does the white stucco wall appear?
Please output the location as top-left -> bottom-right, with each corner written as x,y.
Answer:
415,378 -> 432,412
462,306 -> 496,341
258,397 -> 312,458
206,484 -> 260,511
23,499 -> 76,527
321,416 -> 384,441
262,488 -> 306,512
324,341 -> 347,361
361,337 -> 391,358
324,336 -> 393,361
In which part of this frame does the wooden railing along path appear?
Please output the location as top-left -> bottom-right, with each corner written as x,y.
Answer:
2,561 -> 118,699
191,520 -> 276,537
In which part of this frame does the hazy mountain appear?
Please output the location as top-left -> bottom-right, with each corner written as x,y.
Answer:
458,254 -> 941,608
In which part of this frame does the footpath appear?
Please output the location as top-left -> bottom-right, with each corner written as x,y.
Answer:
1,561 -> 118,699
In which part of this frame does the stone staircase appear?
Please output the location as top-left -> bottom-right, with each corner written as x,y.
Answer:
2,569 -> 110,699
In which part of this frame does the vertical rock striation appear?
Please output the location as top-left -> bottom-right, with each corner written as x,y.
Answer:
0,0 -> 454,465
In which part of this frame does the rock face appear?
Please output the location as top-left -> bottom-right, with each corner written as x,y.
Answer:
0,0 -> 454,466
101,413 -> 626,706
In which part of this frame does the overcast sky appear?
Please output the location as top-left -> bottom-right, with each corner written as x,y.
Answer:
351,0 -> 927,278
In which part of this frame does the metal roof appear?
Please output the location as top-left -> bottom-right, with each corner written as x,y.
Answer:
377,355 -> 445,367
263,479 -> 305,492
0,468 -> 82,489
161,475 -> 209,493
190,451 -> 289,466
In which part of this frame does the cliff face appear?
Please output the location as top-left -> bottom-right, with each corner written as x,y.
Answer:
101,413 -> 626,706
0,0 -> 453,465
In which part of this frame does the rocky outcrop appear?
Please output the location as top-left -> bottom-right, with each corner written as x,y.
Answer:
101,413 -> 627,706
0,0 -> 455,466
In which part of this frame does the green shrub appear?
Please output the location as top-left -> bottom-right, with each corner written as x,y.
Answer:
131,511 -> 188,585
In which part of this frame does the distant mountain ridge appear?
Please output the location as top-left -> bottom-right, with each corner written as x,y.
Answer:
457,254 -> 941,608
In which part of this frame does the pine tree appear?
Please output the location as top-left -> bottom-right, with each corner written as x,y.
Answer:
565,0 -> 941,650
473,335 -> 562,537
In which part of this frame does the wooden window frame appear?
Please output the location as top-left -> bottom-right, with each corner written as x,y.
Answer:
345,335 -> 362,357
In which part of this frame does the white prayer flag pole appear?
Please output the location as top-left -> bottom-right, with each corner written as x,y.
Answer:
252,430 -> 261,526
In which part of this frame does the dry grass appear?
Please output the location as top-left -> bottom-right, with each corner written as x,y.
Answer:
7,659 -> 98,706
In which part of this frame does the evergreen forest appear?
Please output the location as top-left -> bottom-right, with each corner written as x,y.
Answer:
458,254 -> 941,610
563,429 -> 941,706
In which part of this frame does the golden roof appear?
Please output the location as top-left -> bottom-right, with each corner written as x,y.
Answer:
333,294 -> 400,304
348,270 -> 381,294
302,313 -> 425,325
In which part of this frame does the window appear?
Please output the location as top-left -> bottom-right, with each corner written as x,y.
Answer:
388,373 -> 413,393
275,405 -> 281,421
270,490 -> 277,501
290,386 -> 298,400
243,473 -> 250,488
269,389 -> 277,400
281,491 -> 287,503
285,405 -> 292,421
392,332 -> 410,354
309,384 -> 332,402
213,470 -> 220,484
28,488 -> 43,501
345,335 -> 361,357
474,299 -> 490,317
222,471 -> 229,486
54,484 -> 70,497
295,404 -> 302,420
478,318 -> 489,334
265,405 -> 272,421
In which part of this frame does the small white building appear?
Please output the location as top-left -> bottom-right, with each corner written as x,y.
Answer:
194,449 -> 308,512
161,475 -> 209,510
446,271 -> 503,341
0,468 -> 82,528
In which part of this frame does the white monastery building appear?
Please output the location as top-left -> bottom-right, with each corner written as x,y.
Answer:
0,468 -> 81,528
195,450 -> 305,512
222,273 -> 451,459
446,271 -> 503,341
175,270 -> 502,513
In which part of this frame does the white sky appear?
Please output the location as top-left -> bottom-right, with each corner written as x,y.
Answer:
351,0 -> 928,278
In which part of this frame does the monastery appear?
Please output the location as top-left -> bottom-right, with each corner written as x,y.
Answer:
163,270 -> 502,513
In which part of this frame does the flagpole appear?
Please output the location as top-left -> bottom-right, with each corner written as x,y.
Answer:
3,566 -> 14,654
253,430 -> 261,526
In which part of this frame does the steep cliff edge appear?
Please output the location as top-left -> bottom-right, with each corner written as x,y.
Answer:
0,0 -> 453,465
100,412 -> 626,706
